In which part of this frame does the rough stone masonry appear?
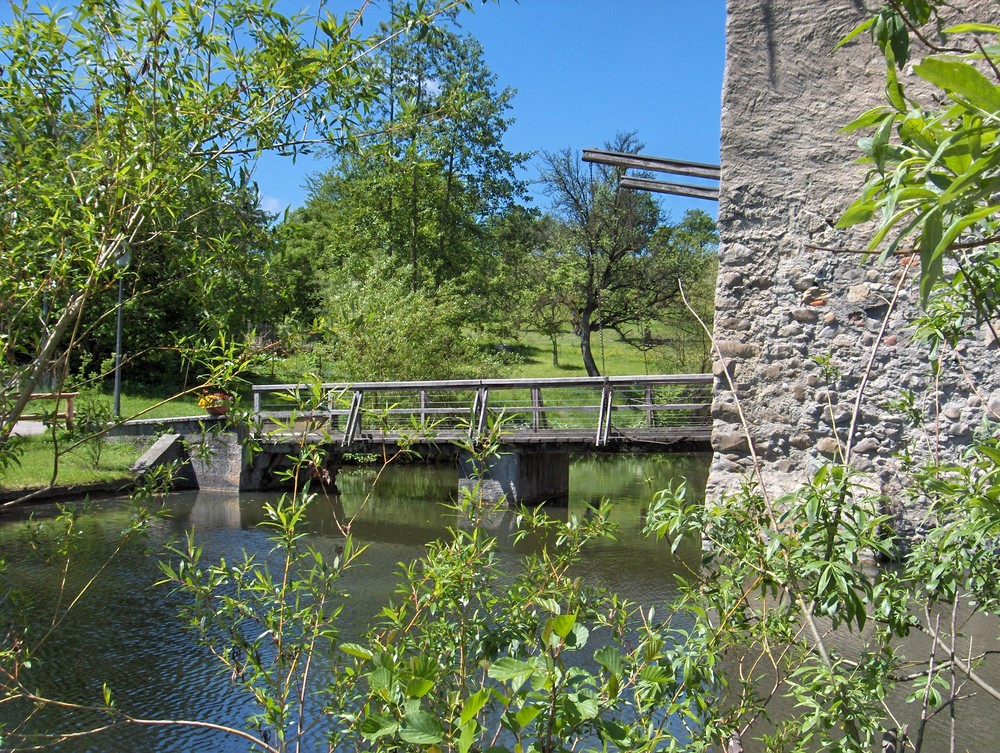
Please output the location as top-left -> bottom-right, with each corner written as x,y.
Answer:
707,0 -> 1000,537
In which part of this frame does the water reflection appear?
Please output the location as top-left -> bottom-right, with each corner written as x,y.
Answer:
0,454 -> 708,752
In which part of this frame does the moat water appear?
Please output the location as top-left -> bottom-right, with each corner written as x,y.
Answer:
0,455 -> 708,751
2,453 -> 997,752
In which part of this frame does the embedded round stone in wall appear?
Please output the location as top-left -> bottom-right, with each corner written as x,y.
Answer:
853,438 -> 879,454
713,358 -> 737,381
716,340 -> 758,358
719,272 -> 743,288
942,402 -> 964,421
947,422 -> 972,438
719,316 -> 752,331
792,307 -> 820,322
816,437 -> 842,456
713,429 -> 750,452
847,284 -> 870,303
790,433 -> 813,449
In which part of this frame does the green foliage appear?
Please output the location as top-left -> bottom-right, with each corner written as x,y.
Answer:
643,454 -> 1000,752
343,496 -> 709,753
68,390 -> 115,469
0,0 -> 480,466
631,5 -> 1000,751
838,5 -> 1000,319
318,260 -> 509,381
274,19 -> 529,333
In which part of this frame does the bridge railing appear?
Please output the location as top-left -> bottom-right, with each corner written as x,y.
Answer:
251,374 -> 712,447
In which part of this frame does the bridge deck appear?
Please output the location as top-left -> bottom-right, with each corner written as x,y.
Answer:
252,375 -> 713,452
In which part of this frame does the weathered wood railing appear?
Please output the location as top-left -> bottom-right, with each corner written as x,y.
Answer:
252,375 -> 712,448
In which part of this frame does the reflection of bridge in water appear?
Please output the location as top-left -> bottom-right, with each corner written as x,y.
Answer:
244,375 -> 712,504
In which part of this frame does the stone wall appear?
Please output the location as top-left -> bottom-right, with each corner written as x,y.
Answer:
709,0 -> 1000,534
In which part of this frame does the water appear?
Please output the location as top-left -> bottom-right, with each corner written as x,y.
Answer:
0,454 -> 709,752
4,454 -> 998,753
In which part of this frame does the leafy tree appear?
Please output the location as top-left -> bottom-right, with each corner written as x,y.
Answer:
540,132 -> 719,376
0,0 -> 477,472
317,261 -> 508,382
76,187 -> 279,389
276,19 -> 530,331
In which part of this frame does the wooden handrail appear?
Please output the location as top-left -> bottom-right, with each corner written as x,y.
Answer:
251,375 -> 712,446
251,374 -> 711,394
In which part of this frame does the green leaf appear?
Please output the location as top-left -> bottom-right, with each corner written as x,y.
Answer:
549,613 -> 577,639
944,23 -> 1000,35
488,657 -> 535,682
360,713 -> 399,740
836,198 -> 876,228
399,710 -> 444,745
842,106 -> 892,133
406,676 -> 435,699
835,17 -> 875,50
515,704 -> 542,728
459,688 -> 491,725
339,642 -> 373,660
885,53 -> 907,112
594,645 -> 626,675
914,57 -> 1000,113
565,622 -> 590,650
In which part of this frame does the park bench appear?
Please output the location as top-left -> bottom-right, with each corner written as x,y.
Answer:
21,392 -> 79,429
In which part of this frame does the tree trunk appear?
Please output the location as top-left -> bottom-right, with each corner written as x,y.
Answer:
579,317 -> 600,377
550,336 -> 559,366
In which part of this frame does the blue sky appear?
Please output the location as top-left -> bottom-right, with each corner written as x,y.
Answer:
256,0 -> 727,220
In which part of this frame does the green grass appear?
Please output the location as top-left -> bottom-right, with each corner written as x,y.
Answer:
0,434 -> 149,492
114,391 -> 202,419
497,328 -> 707,379
25,390 -> 202,422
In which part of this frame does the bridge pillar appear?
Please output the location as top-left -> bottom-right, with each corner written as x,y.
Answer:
458,450 -> 570,506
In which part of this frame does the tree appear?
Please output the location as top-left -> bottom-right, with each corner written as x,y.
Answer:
280,20 -> 529,305
540,132 -> 719,376
317,260 -> 508,382
75,187 -> 279,389
0,0 -> 478,473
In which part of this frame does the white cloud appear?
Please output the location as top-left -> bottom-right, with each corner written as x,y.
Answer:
259,194 -> 289,216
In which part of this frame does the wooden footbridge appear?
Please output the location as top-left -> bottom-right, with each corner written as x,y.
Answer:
238,375 -> 713,504
251,374 -> 713,451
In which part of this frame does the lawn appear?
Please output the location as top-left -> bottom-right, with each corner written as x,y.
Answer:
1,433 -> 149,492
501,328 -> 708,379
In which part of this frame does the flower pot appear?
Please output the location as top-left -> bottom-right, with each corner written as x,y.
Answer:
205,405 -> 230,416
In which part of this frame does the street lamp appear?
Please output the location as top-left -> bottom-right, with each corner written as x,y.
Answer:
113,248 -> 131,418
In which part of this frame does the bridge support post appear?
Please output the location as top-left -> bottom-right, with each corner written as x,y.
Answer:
458,450 -> 569,506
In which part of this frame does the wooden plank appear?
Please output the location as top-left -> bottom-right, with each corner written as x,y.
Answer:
251,373 -> 712,394
582,148 -> 720,180
619,176 -> 719,201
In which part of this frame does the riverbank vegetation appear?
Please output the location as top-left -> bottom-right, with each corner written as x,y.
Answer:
4,0 -> 1000,752
0,435 -> 147,493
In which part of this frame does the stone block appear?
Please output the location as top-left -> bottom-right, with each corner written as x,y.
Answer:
791,307 -> 820,322
816,437 -> 842,457
853,438 -> 879,454
847,284 -> 869,303
713,429 -> 750,452
716,339 -> 758,358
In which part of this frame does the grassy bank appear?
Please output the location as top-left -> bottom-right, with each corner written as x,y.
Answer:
1,434 -> 149,492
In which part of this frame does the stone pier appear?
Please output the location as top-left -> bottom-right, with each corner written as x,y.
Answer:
458,450 -> 571,506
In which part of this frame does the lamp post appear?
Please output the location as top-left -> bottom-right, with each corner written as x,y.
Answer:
113,248 -> 132,418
